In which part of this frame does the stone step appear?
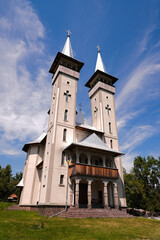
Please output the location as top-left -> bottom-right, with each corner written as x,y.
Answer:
58,208 -> 133,218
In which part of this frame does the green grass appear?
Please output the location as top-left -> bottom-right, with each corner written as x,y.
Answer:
0,202 -> 14,211
0,204 -> 160,240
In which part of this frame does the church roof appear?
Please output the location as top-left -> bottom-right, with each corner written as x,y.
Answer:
16,178 -> 24,187
85,47 -> 118,89
64,133 -> 124,156
76,111 -> 89,125
49,32 -> 84,74
85,70 -> 118,88
76,111 -> 103,133
95,48 -> 106,73
22,132 -> 46,152
62,32 -> 74,58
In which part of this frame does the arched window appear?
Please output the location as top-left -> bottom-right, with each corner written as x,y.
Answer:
109,122 -> 112,133
110,139 -> 113,149
79,153 -> 88,164
63,129 -> 67,141
64,109 -> 68,121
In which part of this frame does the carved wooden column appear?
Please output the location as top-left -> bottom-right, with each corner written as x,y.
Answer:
76,149 -> 79,163
103,182 -> 109,209
103,155 -> 106,167
75,179 -> 80,208
88,153 -> 91,165
87,180 -> 92,209
113,182 -> 119,209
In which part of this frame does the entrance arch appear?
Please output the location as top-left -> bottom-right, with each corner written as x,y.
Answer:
79,180 -> 88,208
79,153 -> 88,164
90,155 -> 103,166
91,179 -> 104,208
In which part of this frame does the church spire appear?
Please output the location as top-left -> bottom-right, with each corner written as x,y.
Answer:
95,45 -> 106,73
62,30 -> 74,58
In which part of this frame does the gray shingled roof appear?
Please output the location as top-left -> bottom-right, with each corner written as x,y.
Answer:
22,132 -> 46,152
76,111 -> 103,133
64,133 -> 124,156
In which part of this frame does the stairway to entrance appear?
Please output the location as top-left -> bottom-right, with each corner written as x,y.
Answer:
58,207 -> 133,218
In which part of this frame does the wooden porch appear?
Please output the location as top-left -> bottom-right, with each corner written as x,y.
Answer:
69,163 -> 118,179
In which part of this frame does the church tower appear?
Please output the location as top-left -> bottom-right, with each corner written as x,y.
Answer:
85,47 -> 126,207
38,32 -> 84,205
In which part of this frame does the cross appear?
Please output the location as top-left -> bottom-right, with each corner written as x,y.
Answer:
78,103 -> 82,111
64,90 -> 71,102
66,30 -> 71,37
94,107 -> 98,117
96,45 -> 101,52
94,107 -> 98,113
105,105 -> 111,115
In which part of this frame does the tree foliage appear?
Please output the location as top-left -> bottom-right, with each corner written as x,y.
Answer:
0,164 -> 22,201
124,156 -> 160,212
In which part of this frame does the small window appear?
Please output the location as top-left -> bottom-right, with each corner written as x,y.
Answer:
64,109 -> 68,121
61,152 -> 65,166
63,129 -> 67,141
110,140 -> 113,149
60,175 -> 64,185
109,122 -> 112,133
67,81 -> 70,85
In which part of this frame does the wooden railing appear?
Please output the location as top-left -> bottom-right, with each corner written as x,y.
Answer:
69,163 -> 118,179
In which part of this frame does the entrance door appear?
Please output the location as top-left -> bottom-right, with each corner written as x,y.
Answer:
79,183 -> 88,207
98,191 -> 103,204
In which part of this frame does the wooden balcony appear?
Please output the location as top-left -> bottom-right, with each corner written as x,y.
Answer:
69,163 -> 118,179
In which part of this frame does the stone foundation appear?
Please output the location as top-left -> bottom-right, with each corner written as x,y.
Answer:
37,206 -> 65,217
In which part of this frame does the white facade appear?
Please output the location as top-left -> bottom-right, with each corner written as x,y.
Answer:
19,35 -> 126,209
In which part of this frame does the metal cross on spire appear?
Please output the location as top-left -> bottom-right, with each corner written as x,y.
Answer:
95,45 -> 106,73
96,45 -> 101,52
66,30 -> 71,37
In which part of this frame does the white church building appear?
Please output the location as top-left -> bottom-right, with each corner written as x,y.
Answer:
19,33 -> 127,213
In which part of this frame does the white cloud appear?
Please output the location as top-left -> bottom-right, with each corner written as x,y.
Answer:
138,24 -> 156,55
0,0 -> 51,155
121,152 -> 138,173
116,54 -> 160,110
120,125 -> 155,152
117,109 -> 144,130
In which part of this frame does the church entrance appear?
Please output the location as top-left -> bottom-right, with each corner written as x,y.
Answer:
91,180 -> 104,208
79,182 -> 88,208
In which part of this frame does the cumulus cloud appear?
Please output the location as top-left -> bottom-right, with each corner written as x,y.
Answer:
0,0 -> 51,155
116,53 -> 160,111
120,125 -> 156,152
122,152 -> 138,173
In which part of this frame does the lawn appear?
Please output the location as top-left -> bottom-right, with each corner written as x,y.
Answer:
0,204 -> 160,240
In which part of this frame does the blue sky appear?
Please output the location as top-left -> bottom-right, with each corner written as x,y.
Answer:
0,0 -> 160,174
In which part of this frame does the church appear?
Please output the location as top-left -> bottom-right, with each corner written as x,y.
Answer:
18,32 -> 127,213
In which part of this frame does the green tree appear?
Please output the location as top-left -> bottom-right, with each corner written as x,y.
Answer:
0,165 -> 12,201
124,156 -> 160,212
0,164 -> 23,201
